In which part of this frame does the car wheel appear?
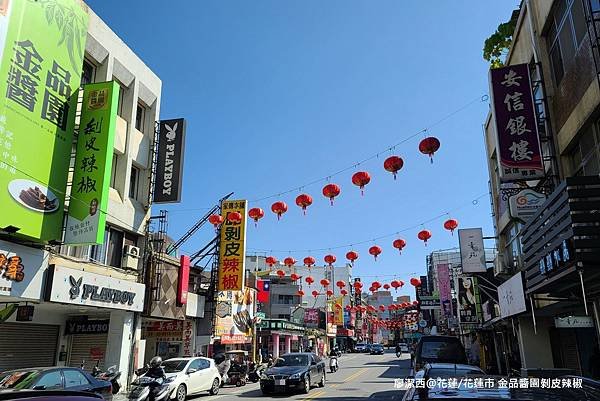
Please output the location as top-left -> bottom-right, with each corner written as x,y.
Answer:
302,375 -> 310,394
318,372 -> 325,387
209,378 -> 220,395
175,384 -> 186,401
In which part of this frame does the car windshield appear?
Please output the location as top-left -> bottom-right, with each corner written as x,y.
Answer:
0,371 -> 39,389
373,344 -> 383,349
274,355 -> 309,367
162,360 -> 189,373
420,340 -> 466,362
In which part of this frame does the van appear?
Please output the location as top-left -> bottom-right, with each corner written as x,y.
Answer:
412,335 -> 467,373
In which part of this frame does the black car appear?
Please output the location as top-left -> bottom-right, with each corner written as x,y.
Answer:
0,367 -> 112,400
260,353 -> 325,395
412,335 -> 467,373
370,344 -> 384,355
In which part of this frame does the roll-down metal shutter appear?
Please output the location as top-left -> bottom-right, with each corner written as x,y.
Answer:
67,333 -> 108,371
0,323 -> 59,370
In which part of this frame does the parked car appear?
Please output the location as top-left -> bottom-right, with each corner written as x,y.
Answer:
160,357 -> 221,401
412,335 -> 467,373
370,344 -> 384,355
354,343 -> 367,353
364,344 -> 373,353
0,390 -> 103,401
0,367 -> 112,400
260,353 -> 325,395
398,342 -> 409,353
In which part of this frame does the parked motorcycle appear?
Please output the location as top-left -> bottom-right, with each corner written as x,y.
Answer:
329,355 -> 339,373
91,363 -> 122,394
128,375 -> 171,401
247,363 -> 266,383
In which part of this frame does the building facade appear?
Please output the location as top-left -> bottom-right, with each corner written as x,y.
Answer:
483,0 -> 600,378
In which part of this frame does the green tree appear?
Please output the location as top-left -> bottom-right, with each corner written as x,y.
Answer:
483,11 -> 519,68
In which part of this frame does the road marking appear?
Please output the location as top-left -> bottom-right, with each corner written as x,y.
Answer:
301,389 -> 325,400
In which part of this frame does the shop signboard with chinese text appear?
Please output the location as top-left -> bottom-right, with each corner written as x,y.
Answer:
436,263 -> 453,317
498,271 -> 526,318
333,296 -> 344,325
0,0 -> 89,241
458,276 -> 481,325
304,308 -> 319,328
538,239 -> 573,276
214,288 -> 255,343
0,239 -> 48,300
64,81 -> 118,244
217,200 -> 247,292
459,228 -> 487,273
509,189 -> 547,221
154,118 -> 186,203
490,63 -> 544,182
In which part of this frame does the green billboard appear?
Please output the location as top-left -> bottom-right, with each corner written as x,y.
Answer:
0,0 -> 89,241
64,81 -> 118,245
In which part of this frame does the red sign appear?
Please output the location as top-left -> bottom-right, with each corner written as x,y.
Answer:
221,334 -> 251,344
177,255 -> 190,306
182,320 -> 193,357
90,347 -> 104,360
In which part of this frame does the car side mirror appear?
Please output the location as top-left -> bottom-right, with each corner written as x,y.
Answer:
33,385 -> 46,390
311,361 -> 316,366
187,368 -> 197,374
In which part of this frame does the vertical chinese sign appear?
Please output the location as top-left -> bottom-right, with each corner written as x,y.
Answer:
490,63 -> 544,182
458,228 -> 487,273
65,81 -> 119,244
217,200 -> 247,292
333,296 -> 344,325
0,0 -> 88,241
436,263 -> 453,318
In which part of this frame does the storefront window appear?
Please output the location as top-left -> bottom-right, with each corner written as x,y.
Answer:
504,222 -> 523,271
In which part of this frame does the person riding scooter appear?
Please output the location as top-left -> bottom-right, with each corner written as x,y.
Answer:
146,356 -> 166,379
329,351 -> 339,373
395,343 -> 402,358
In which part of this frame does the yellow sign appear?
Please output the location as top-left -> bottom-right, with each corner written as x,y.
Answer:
217,200 -> 247,292
333,296 -> 344,325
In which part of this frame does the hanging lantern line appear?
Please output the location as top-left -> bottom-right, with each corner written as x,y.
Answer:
247,192 -> 487,253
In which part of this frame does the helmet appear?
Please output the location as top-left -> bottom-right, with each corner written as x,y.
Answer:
150,356 -> 162,368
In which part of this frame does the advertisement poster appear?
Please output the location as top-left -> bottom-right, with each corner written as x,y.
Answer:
333,296 -> 344,325
304,308 -> 319,328
65,81 -> 119,244
154,118 -> 186,203
436,263 -> 453,317
498,271 -> 526,318
490,63 -> 544,182
458,276 -> 481,325
459,228 -> 487,273
217,200 -> 247,292
214,288 -> 255,342
0,0 -> 89,241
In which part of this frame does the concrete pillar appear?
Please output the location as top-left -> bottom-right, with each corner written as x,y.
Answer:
105,310 -> 134,390
517,316 -> 554,370
272,333 -> 280,359
285,335 -> 291,354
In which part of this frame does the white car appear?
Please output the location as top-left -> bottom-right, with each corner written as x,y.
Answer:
162,357 -> 221,401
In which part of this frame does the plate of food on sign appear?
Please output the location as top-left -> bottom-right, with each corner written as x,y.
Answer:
8,178 -> 59,213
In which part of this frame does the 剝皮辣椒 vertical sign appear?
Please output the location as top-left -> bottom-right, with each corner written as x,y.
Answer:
490,63 -> 544,182
217,200 -> 247,292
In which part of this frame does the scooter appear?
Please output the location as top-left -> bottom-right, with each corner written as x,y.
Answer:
128,375 -> 172,401
92,362 -> 122,394
248,363 -> 266,383
329,356 -> 338,373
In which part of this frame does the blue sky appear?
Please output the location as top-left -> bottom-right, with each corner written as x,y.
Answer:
87,1 -> 518,297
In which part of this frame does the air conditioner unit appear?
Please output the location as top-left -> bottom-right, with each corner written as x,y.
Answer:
493,253 -> 507,277
123,245 -> 140,269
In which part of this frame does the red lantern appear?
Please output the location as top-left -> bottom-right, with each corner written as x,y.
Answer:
295,193 -> 313,215
378,305 -> 385,312
303,256 -> 316,268
383,156 -> 404,180
372,281 -> 381,290
351,171 -> 371,195
391,280 -> 401,291
284,257 -> 296,268
336,280 -> 346,289
297,289 -> 305,296
383,283 -> 390,290
345,250 -> 359,264
369,245 -> 382,261
326,289 -> 334,297
345,305 -> 352,311
305,276 -> 314,286
368,305 -> 376,312
322,183 -> 341,206
387,304 -> 394,311
227,211 -> 242,224
419,136 -> 441,163
443,218 -> 459,235
320,278 -> 330,288
410,277 -> 421,287
413,300 -> 419,306
276,269 -> 285,278
353,281 -> 363,291
312,290 -> 319,298
265,256 -> 277,267
208,214 -> 224,228
271,201 -> 288,220
335,303 -> 342,310
418,229 -> 432,246
393,239 -> 406,254
340,289 -> 348,296
369,286 -> 375,293
290,273 -> 300,282
324,254 -> 336,266
248,207 -> 264,226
